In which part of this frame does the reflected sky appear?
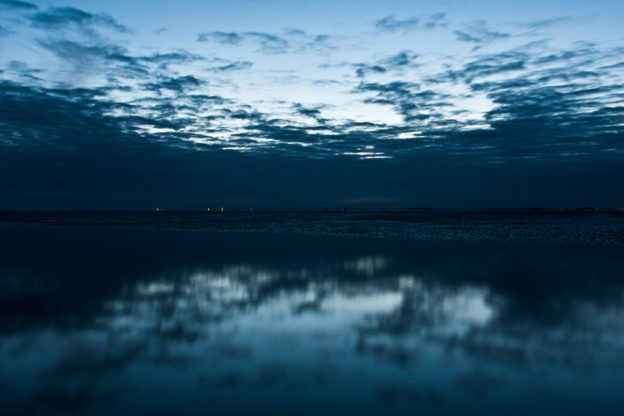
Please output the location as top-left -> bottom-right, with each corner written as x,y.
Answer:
1,225 -> 623,415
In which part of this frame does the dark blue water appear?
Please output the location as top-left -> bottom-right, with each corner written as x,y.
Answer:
1,225 -> 623,415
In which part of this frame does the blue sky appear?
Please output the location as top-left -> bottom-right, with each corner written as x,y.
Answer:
0,0 -> 623,208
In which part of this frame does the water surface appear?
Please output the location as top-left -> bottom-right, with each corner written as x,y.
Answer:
1,225 -> 623,415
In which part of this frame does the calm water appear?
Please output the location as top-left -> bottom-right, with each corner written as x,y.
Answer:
0,225 -> 623,415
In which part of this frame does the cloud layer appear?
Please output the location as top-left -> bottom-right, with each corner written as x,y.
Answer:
0,2 -> 622,207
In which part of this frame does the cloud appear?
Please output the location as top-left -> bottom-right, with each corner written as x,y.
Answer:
375,13 -> 446,32
382,51 -> 420,67
13,28 -> 624,169
435,51 -> 527,83
31,7 -> 129,33
197,31 -> 288,53
34,32 -> 206,80
0,0 -> 37,10
197,31 -> 242,44
197,29 -> 336,54
244,32 -> 289,53
344,39 -> 624,165
140,51 -> 204,65
292,103 -> 326,123
0,80 -> 238,208
532,50 -> 581,65
0,80 -> 403,203
0,81 -> 138,149
524,16 -> 571,29
4,60 -> 43,81
454,21 -> 510,46
355,64 -> 386,77
355,50 -> 419,77
36,39 -> 129,70
206,60 -> 253,72
353,81 -> 450,123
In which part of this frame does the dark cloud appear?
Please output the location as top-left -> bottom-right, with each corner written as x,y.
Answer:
197,29 -> 336,54
197,31 -> 287,53
227,108 -> 263,121
463,56 -> 525,79
375,13 -> 446,32
382,50 -> 419,67
478,82 -> 624,145
0,80 -> 234,208
454,21 -> 510,46
524,17 -> 571,29
355,64 -> 386,77
140,51 -> 204,65
354,81 -> 451,123
5,36 -> 623,180
4,60 -> 42,81
31,7 -> 129,33
344,40 -> 624,168
206,60 -> 253,72
355,50 -> 419,77
244,32 -> 288,53
34,35 -> 206,82
0,81 -> 140,149
36,39 -> 129,70
433,51 -> 527,83
197,31 -> 241,44
532,50 -> 581,65
185,93 -> 233,107
0,0 -> 37,10
598,61 -> 624,71
292,103 -> 326,123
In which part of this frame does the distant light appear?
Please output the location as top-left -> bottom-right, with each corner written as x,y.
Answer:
250,208 -> 253,212
221,207 -> 224,212
206,208 -> 210,212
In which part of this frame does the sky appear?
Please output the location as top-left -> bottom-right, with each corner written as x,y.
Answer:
0,0 -> 623,209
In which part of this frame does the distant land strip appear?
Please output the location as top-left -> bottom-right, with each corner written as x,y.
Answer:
1,210 -> 623,245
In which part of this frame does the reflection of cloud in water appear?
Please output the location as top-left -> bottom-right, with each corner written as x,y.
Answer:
1,240 -> 624,415
344,256 -> 389,276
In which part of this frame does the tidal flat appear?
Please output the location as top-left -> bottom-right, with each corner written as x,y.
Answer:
1,210 -> 623,244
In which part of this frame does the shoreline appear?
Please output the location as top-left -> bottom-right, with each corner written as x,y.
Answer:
1,211 -> 623,245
